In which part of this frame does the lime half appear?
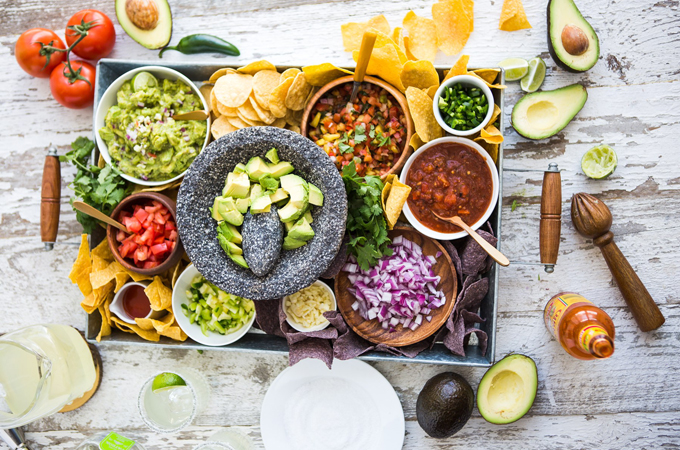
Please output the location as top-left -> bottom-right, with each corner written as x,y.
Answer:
152,372 -> 187,393
499,58 -> 529,81
132,71 -> 158,92
520,57 -> 546,93
582,145 -> 618,179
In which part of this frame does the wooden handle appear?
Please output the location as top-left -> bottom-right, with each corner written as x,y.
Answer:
354,31 -> 377,83
452,216 -> 510,267
41,152 -> 61,245
594,232 -> 665,331
172,110 -> 210,121
72,201 -> 128,233
540,170 -> 561,268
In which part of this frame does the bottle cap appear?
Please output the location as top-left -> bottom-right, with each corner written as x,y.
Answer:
591,336 -> 614,358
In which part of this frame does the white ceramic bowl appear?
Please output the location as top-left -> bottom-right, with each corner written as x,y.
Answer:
172,264 -> 255,346
110,281 -> 163,324
282,280 -> 337,332
94,66 -> 211,186
433,74 -> 495,137
399,136 -> 500,240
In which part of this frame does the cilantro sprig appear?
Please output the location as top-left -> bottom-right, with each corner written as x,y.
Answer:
342,161 -> 392,270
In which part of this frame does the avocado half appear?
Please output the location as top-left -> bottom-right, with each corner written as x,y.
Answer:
477,354 -> 537,424
548,0 -> 600,72
116,0 -> 172,50
511,83 -> 587,140
416,372 -> 474,438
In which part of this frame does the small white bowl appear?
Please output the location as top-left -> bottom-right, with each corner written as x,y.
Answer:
94,66 -> 211,187
172,264 -> 255,346
433,74 -> 495,137
399,136 -> 499,241
110,281 -> 164,324
282,280 -> 337,332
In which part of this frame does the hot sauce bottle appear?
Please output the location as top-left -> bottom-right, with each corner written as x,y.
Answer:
544,292 -> 615,360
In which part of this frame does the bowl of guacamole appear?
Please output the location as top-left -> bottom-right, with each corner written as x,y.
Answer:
95,66 -> 210,186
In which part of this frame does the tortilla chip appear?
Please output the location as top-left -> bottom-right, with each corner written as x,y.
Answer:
271,117 -> 287,128
249,97 -> 276,124
237,110 -> 265,127
237,98 -> 261,123
90,261 -> 124,290
211,115 -> 238,139
269,77 -> 295,118
444,55 -> 470,81
402,11 -> 438,62
280,68 -> 300,81
252,70 -> 281,109
381,181 -> 392,219
410,133 -> 425,150
237,60 -> 277,75
489,104 -> 502,125
227,116 -> 251,130
111,317 -> 160,342
209,89 -> 221,118
159,324 -> 188,341
114,271 -> 130,293
405,87 -> 442,142
341,14 -> 391,52
285,72 -> 313,111
373,30 -> 408,64
96,297 -> 112,342
91,239 -> 113,260
462,0 -> 475,31
426,85 -> 438,99
69,235 -> 92,296
123,267 -> 152,282
391,27 -> 409,58
353,44 -> 405,91
214,73 -> 253,108
208,68 -> 236,84
302,63 -> 353,87
135,312 -> 174,334
475,124 -> 504,144
288,125 -> 301,134
499,0 -> 532,31
81,293 -> 98,313
432,0 -> 472,56
199,84 -> 212,102
473,68 -> 501,84
384,177 -> 411,229
145,276 -> 173,311
478,141 -> 499,164
468,72 -> 507,89
400,60 -> 440,90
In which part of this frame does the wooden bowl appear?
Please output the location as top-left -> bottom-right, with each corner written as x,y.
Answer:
300,75 -> 414,180
335,227 -> 458,347
107,192 -> 184,277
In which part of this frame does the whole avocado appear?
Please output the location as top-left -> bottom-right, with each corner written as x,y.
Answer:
416,372 -> 474,438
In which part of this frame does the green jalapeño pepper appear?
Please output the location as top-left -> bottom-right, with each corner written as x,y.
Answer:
159,34 -> 240,58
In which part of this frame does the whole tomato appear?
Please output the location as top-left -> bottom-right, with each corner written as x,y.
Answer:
49,61 -> 96,109
65,9 -> 115,60
15,28 -> 67,78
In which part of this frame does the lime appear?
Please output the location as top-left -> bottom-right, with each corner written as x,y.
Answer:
131,71 -> 158,92
498,58 -> 529,81
520,57 -> 546,93
581,145 -> 618,179
152,372 -> 187,393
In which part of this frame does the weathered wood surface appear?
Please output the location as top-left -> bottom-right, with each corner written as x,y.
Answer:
0,0 -> 679,448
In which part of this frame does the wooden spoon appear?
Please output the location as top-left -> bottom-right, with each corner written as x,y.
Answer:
172,110 -> 210,121
433,213 -> 510,266
73,201 -> 128,233
350,30 -> 377,102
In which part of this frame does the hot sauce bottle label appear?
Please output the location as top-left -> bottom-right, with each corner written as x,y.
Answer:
578,325 -> 608,353
544,292 -> 592,338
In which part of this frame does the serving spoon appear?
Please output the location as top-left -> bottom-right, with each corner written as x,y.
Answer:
350,30 -> 377,103
433,212 -> 510,266
172,109 -> 210,121
73,201 -> 129,233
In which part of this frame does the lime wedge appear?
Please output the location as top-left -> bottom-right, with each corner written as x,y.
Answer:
152,372 -> 187,393
581,145 -> 618,179
498,58 -> 529,81
520,57 -> 546,93
132,71 -> 158,92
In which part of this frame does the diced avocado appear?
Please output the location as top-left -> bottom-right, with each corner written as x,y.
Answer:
308,183 -> 324,206
288,217 -> 315,242
303,210 -> 313,224
245,156 -> 271,181
229,254 -> 249,269
233,163 -> 247,174
249,184 -> 264,202
250,195 -> 273,214
211,197 -> 223,221
259,174 -> 279,191
115,0 -> 172,50
511,84 -> 587,140
548,0 -> 600,73
268,161 -> 294,179
217,198 -> 243,226
269,188 -> 289,203
284,221 -> 295,232
416,372 -> 474,438
222,171 -> 251,198
287,184 -> 309,210
282,236 -> 307,250
277,201 -> 303,223
226,241 -> 243,255
265,148 -> 280,164
217,222 -> 242,244
477,354 -> 537,424
235,197 -> 250,214
280,174 -> 306,191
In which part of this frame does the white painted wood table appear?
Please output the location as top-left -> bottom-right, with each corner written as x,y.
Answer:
1,0 -> 679,448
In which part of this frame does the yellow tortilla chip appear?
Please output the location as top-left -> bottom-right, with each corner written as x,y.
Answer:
248,97 -> 275,124
302,63 -> 353,87
81,292 -> 97,312
252,70 -> 281,109
372,30 -> 408,64
432,0 -> 471,56
489,104 -> 502,125
402,11 -> 438,62
288,125 -> 301,134
269,77 -> 294,118
90,261 -> 124,290
91,239 -> 113,260
426,85 -> 438,99
114,271 -> 130,293
474,124 -> 504,144
208,68 -> 236,84
405,87 -> 442,142
499,0 -> 532,31
199,84 -> 212,103
69,235 -> 92,296
123,267 -> 152,282
111,317 -> 160,342
478,141 -> 499,164
473,68 -> 501,84
159,323 -> 188,341
236,60 -> 277,75
138,311 -> 176,334
385,183 -> 411,229
341,14 -> 391,52
462,0 -> 475,31
285,72 -> 313,111
227,116 -> 251,130
410,133 -> 425,150
237,110 -> 265,127
280,68 -> 300,81
145,276 -> 173,311
211,115 -> 238,140
271,117 -> 287,128
214,73 -> 253,108
468,71 -> 507,89
237,98 -> 261,123
444,55 -> 470,81
400,60 -> 440,90
381,181 -> 392,218
96,295 -> 113,342
391,28 -> 410,58
353,44 -> 405,92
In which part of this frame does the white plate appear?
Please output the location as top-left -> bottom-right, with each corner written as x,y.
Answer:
260,359 -> 405,450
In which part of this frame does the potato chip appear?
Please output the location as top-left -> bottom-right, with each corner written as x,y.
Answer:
237,60 -> 277,75
285,72 -> 313,111
473,68 -> 501,84
474,124 -> 504,144
400,60 -> 440,90
341,14 -> 391,52
281,68 -> 301,80
302,63 -> 352,87
444,54 -> 470,81
145,276 -> 172,311
410,132 -> 425,150
405,87 -> 442,142
214,73 -> 253,108
249,96 -> 276,124
252,70 -> 281,109
209,68 -> 236,84
353,44 -> 405,92
69,235 -> 92,296
402,11 -> 438,62
112,317 -> 160,342
499,0 -> 532,31
269,77 -> 294,118
227,116 -> 251,130
432,0 -> 471,55
237,99 -> 261,123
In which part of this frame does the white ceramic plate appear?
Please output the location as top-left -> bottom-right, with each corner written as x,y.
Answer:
260,358 -> 405,450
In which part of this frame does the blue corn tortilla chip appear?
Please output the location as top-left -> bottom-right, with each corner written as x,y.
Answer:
460,230 -> 498,276
456,277 -> 489,313
444,312 -> 467,356
289,338 -> 334,368
320,237 -> 348,279
278,300 -> 338,345
461,310 -> 485,325
440,240 -> 463,286
254,299 -> 285,338
324,311 -> 375,360
465,327 -> 488,356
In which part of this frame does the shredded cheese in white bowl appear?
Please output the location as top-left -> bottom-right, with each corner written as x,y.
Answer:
283,281 -> 336,332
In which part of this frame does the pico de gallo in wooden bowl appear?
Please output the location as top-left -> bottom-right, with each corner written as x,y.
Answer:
301,75 -> 413,179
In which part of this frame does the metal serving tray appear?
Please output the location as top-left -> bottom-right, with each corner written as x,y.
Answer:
86,58 -> 503,367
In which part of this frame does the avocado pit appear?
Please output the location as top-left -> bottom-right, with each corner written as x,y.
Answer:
561,24 -> 589,55
126,0 -> 159,31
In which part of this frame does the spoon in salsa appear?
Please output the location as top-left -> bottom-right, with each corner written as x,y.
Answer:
349,30 -> 377,102
433,212 -> 510,266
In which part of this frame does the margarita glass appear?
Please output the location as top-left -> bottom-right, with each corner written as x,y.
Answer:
193,430 -> 255,450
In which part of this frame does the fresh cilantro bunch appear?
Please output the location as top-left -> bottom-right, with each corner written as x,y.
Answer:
60,136 -> 131,234
342,161 -> 392,270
